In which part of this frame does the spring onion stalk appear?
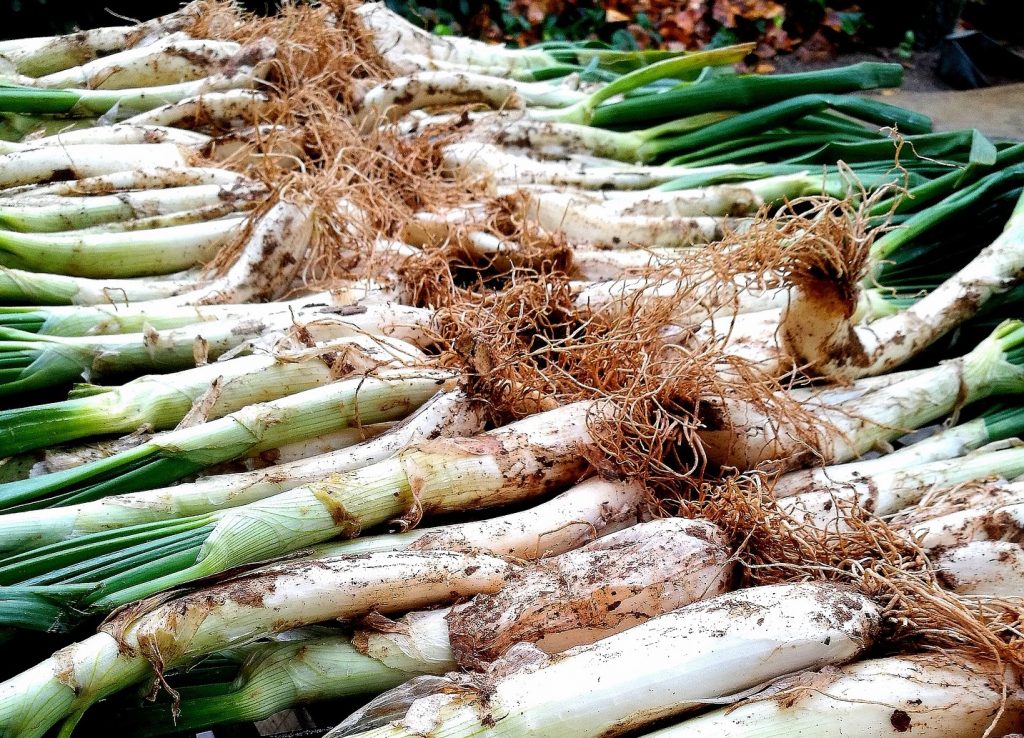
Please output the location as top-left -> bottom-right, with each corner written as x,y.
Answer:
0,549 -> 515,738
24,38 -> 245,90
0,284 -> 383,336
0,367 -> 452,510
932,540 -> 1024,597
0,295 -> 320,336
410,199 -> 732,250
900,486 -> 1024,550
645,654 -> 1023,738
699,321 -> 1024,469
123,90 -> 274,128
356,3 -> 559,74
0,214 -> 246,277
0,399 -> 595,634
382,48 -> 746,125
440,111 -> 734,163
783,190 -> 1024,382
359,4 -> 703,79
0,124 -> 211,154
0,182 -> 264,232
772,405 -> 1024,498
366,518 -> 732,671
441,142 -> 736,190
0,299 -> 431,398
317,477 -> 645,560
779,445 -> 1024,531
589,63 -> 908,129
0,8 -> 194,77
112,516 -> 727,735
328,583 -> 880,738
34,421 -> 391,477
0,333 -> 424,456
101,635 -> 416,737
1,297 -> 428,394
521,173 -> 825,233
1,166 -> 246,199
0,389 -> 484,553
358,72 -> 589,126
79,400 -> 595,608
0,197 -> 316,307
72,204 -> 253,234
0,143 -> 195,188
0,63 -> 270,118
0,266 -> 209,305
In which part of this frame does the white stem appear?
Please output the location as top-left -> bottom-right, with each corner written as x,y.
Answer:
3,166 -> 245,199
320,476 -> 646,561
699,331 -> 1024,469
356,3 -> 556,75
0,144 -> 193,188
359,72 -> 585,126
646,654 -> 1023,738
123,90 -> 274,128
0,266 -> 207,305
779,446 -> 1024,532
9,124 -> 210,149
0,391 -> 484,552
771,415 -> 1001,499
783,198 -> 1024,381
34,38 -> 243,90
442,142 -> 734,190
330,583 -> 880,738
0,181 -> 263,232
357,518 -> 733,673
0,550 -> 513,738
933,540 -> 1024,597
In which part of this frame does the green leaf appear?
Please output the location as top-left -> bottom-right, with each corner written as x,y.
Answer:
707,27 -> 740,50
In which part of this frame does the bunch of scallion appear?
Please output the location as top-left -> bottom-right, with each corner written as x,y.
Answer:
2,4 -> 1024,738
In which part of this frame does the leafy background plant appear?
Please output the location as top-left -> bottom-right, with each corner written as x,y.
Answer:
1,0 -> 1004,55
386,0 -> 973,60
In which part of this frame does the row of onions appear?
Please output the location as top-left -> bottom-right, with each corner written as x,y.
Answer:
1,1 -> 1024,737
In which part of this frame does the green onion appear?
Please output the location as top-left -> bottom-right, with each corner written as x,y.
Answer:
27,38 -> 243,91
0,549 -> 513,738
0,334 -> 423,456
773,403 -> 1024,498
0,266 -> 206,305
701,321 -> 1024,469
0,390 -> 483,554
328,584 -> 880,738
0,367 -> 453,511
0,68 -> 265,117
109,516 -> 729,736
0,182 -> 263,232
647,655 -> 1020,738
590,63 -> 910,128
0,215 -> 245,277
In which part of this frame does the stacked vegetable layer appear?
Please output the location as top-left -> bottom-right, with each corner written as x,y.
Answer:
1,2 -> 1024,737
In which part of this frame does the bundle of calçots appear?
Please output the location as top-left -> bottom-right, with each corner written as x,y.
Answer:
1,2 -> 1024,737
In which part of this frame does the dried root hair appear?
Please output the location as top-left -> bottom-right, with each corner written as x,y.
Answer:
172,1 -> 476,288
685,472 -> 1024,673
425,257 -> 816,491
397,192 -> 571,309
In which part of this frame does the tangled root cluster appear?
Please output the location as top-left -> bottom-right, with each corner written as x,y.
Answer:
180,0 -> 1023,682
